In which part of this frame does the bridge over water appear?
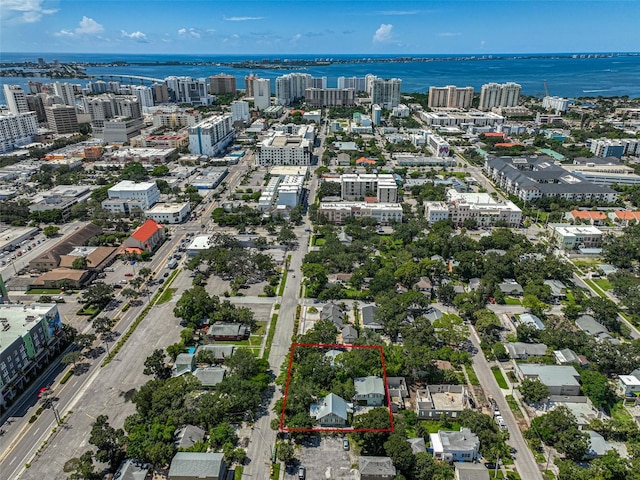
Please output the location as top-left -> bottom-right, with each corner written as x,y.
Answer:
89,74 -> 165,84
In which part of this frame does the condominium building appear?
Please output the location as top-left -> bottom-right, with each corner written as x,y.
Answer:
424,189 -> 522,227
209,74 -> 236,94
419,110 -> 505,127
188,114 -> 235,157
479,82 -> 521,111
83,94 -> 142,124
152,83 -> 170,104
0,303 -> 63,407
304,88 -> 356,107
3,85 -> 29,114
52,82 -> 76,106
252,78 -> 271,111
372,105 -> 382,125
231,100 -> 250,123
319,202 -> 403,225
553,225 -> 603,250
165,76 -> 211,105
130,85 -> 154,109
485,156 -> 618,203
275,73 -> 312,105
427,133 -> 451,158
542,96 -> 569,113
102,180 -> 161,213
337,76 -> 367,92
340,174 -> 398,202
26,94 -> 47,122
256,130 -> 312,166
245,74 -> 258,97
151,110 -> 202,129
45,105 -> 78,134
0,112 -> 38,154
369,77 -> 402,109
589,139 -> 625,159
428,85 -> 474,109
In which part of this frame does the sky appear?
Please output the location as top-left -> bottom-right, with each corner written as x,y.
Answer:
1,0 -> 639,55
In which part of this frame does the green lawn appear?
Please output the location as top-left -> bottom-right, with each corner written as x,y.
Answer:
420,419 -> 463,434
77,305 -> 100,316
505,395 -> 524,420
584,279 -> 607,298
27,288 -> 63,294
465,365 -> 480,386
610,402 -> 634,425
253,321 -> 267,336
156,287 -> 176,305
594,278 -> 611,291
234,466 -> 243,480
491,366 -> 509,389
504,297 -> 521,306
313,237 -> 326,246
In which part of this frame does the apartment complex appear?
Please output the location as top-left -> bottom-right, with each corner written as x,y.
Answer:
0,303 -> 63,407
45,104 -> 78,134
368,76 -> 402,109
3,85 -> 29,114
165,76 -> 211,105
319,202 -> 403,225
542,96 -> 569,113
419,110 -> 505,127
337,76 -> 367,92
275,73 -> 312,105
479,82 -> 521,111
428,85 -> 474,109
304,88 -> 356,107
0,112 -> 38,154
340,174 -> 398,202
102,180 -> 161,214
553,225 -> 603,250
151,110 -> 202,129
83,94 -> 144,142
424,189 -> 522,227
188,114 -> 235,156
485,156 -> 617,203
256,130 -> 312,166
209,74 -> 236,95
231,100 -> 250,123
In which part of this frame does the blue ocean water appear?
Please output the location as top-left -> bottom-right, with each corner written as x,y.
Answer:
2,52 -> 640,102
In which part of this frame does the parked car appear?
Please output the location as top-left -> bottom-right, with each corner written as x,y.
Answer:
124,272 -> 134,277
113,284 -> 123,289
342,438 -> 349,450
298,466 -> 306,480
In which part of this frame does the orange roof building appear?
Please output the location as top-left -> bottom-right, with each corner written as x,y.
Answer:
613,211 -> 640,222
356,157 -> 376,165
495,142 -> 524,148
122,219 -> 166,253
483,132 -> 505,138
569,210 -> 607,223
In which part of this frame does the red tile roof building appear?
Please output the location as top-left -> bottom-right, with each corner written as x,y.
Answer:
122,219 -> 166,253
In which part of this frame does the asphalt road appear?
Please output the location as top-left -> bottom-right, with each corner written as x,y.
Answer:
0,159 -> 251,479
469,329 -> 544,480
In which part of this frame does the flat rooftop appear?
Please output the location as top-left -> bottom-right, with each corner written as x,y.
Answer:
0,304 -> 57,349
145,202 -> 190,214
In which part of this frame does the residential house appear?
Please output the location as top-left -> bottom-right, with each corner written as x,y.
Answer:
468,278 -> 481,291
516,364 -> 581,396
415,385 -> 469,419
583,430 -> 613,460
575,314 -> 618,343
454,462 -> 490,480
310,393 -> 351,427
504,342 -> 548,360
113,459 -> 151,480
174,353 -> 195,376
354,376 -> 385,406
195,344 -> 235,363
358,456 -> 396,480
361,305 -> 383,332
430,428 -> 480,462
321,304 -> 345,329
407,437 -> 427,454
544,280 -> 567,304
387,377 -> 409,412
554,348 -> 588,367
168,452 -> 227,480
192,367 -> 226,388
324,349 -> 343,366
415,277 -> 433,296
122,218 -> 166,254
424,307 -> 443,324
498,279 -> 523,297
174,425 -> 206,449
207,323 -> 250,341
341,325 -> 358,344
566,210 -> 607,225
618,374 -> 640,397
518,313 -> 545,330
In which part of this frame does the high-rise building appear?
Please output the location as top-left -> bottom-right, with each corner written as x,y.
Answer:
3,85 -> 29,114
130,85 -> 154,109
45,105 -> 79,134
337,76 -> 367,92
26,94 -> 47,123
53,82 -> 76,106
372,105 -> 382,125
428,85 -> 474,109
231,100 -> 250,123
0,112 -> 38,153
165,76 -> 211,105
368,77 -> 402,109
209,74 -> 237,95
152,83 -> 170,104
86,80 -> 108,94
542,96 -> 569,113
275,73 -> 312,105
304,88 -> 355,107
479,82 -> 521,111
253,78 -> 271,111
28,81 -> 44,94
245,74 -> 259,97
188,115 -> 235,156
83,94 -> 143,142
311,77 -> 327,89
151,111 -> 202,129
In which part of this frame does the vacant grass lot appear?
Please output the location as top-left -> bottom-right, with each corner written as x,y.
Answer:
491,366 -> 509,389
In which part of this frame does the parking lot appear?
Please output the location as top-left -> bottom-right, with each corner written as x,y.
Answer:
284,436 -> 357,480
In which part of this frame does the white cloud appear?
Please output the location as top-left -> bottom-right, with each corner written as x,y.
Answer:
290,33 -> 302,45
224,16 -> 264,21
1,0 -> 57,24
55,16 -> 103,37
121,30 -> 148,42
178,27 -> 201,38
373,24 -> 393,43
376,10 -> 418,16
437,32 -> 462,37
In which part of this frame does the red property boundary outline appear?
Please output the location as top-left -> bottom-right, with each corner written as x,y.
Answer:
280,343 -> 395,433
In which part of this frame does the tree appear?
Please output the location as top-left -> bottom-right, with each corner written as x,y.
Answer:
352,407 -> 392,455
520,378 -> 549,404
174,286 -> 218,325
580,369 -> 617,412
43,225 -> 60,237
432,315 -> 469,348
81,282 -> 114,308
412,452 -> 451,480
75,333 -> 97,352
121,288 -> 139,300
143,349 -> 172,380
71,257 -> 88,270
138,267 -> 153,278
62,350 -> 83,369
277,441 -> 295,463
436,283 -> 456,305
68,451 -> 100,480
384,433 -> 415,475
277,225 -> 297,246
210,422 -> 237,449
89,415 -> 126,471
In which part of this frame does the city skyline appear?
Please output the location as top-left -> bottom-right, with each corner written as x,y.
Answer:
1,0 -> 639,55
